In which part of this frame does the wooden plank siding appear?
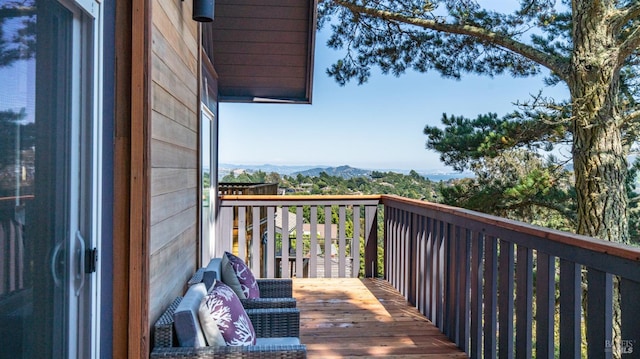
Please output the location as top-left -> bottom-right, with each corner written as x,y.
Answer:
294,278 -> 468,358
149,225 -> 199,322
111,0 -> 316,355
148,0 -> 200,333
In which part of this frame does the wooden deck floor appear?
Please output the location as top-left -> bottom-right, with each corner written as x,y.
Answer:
293,278 -> 468,358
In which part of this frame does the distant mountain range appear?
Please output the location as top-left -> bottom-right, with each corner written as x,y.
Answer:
291,165 -> 371,179
219,163 -> 318,176
219,163 -> 472,181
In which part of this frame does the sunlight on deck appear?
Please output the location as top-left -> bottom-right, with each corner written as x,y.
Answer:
293,278 -> 468,358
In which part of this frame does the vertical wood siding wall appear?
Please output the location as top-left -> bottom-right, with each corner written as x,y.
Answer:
149,0 -> 199,326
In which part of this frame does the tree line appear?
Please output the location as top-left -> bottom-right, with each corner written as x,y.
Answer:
221,163 -> 640,246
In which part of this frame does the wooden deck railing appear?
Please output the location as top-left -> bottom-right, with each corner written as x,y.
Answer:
218,182 -> 279,196
217,194 -> 640,358
217,195 -> 380,279
382,194 -> 640,359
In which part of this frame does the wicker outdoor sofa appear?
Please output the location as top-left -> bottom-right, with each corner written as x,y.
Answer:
151,296 -> 307,359
151,254 -> 306,358
188,257 -> 297,309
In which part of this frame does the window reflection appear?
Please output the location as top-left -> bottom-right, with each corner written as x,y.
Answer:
0,2 -> 36,358
0,0 -> 36,299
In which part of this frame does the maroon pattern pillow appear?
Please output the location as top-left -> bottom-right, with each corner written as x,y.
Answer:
199,280 -> 257,346
222,251 -> 260,299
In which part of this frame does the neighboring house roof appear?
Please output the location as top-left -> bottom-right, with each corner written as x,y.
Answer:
302,223 -> 338,239
275,208 -> 297,234
202,0 -> 317,104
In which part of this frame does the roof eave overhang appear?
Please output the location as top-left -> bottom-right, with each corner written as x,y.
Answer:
202,0 -> 318,104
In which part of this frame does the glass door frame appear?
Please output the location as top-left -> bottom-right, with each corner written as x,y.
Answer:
200,104 -> 215,266
55,0 -> 104,357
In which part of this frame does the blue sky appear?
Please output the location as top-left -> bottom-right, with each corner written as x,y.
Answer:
0,18 -> 35,124
219,27 -> 570,174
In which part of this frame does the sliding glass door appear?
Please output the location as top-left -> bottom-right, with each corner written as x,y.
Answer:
0,0 -> 102,357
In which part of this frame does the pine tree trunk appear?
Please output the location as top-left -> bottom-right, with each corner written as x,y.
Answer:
570,2 -> 628,244
570,3 -> 626,357
571,72 -> 626,359
572,122 -> 628,243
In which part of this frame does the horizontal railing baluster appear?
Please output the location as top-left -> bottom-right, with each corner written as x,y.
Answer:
410,212 -> 419,307
324,205 -> 332,278
586,268 -> 612,359
364,204 -> 377,278
237,206 -> 246,265
389,206 -> 397,288
445,223 -> 457,340
251,206 -> 261,274
217,205 -> 233,257
309,206 -> 318,278
559,259 -> 581,359
295,206 -> 303,278
458,229 -> 471,352
338,205 -> 346,278
417,216 -> 426,315
536,252 -> 555,359
436,220 -> 445,328
281,205 -> 289,278
425,216 -> 433,321
498,240 -> 515,358
402,209 -> 410,299
470,231 -> 483,358
266,206 -> 275,278
515,245 -> 533,359
484,236 -> 498,359
352,205 -> 361,278
621,278 -> 640,355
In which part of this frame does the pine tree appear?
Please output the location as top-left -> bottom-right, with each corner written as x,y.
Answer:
319,0 -> 640,244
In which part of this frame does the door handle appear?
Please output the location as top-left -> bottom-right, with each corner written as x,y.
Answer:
51,240 -> 64,288
74,231 -> 85,296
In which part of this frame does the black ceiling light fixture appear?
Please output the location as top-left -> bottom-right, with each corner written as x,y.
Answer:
192,0 -> 214,22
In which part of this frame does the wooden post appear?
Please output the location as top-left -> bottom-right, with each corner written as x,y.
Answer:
364,204 -> 378,278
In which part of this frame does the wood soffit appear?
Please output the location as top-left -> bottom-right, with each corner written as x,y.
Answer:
202,0 -> 318,104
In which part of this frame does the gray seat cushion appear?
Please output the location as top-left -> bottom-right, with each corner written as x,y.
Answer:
202,258 -> 223,289
173,283 -> 207,347
255,337 -> 301,346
